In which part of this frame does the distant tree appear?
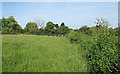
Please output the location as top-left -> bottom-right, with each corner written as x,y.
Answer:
54,24 -> 59,29
38,28 -> 45,35
44,21 -> 55,35
1,16 -> 22,34
95,18 -> 109,28
35,19 -> 45,29
57,25 -> 70,36
24,22 -> 38,34
45,21 -> 54,30
78,25 -> 92,35
61,22 -> 65,26
74,29 -> 79,32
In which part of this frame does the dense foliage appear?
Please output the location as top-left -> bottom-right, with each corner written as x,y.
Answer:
74,25 -> 93,36
1,16 -> 22,34
0,16 -> 71,36
23,22 -> 38,34
44,21 -> 57,36
88,27 -> 119,72
67,19 -> 119,73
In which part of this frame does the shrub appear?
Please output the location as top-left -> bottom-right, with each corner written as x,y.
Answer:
78,25 -> 93,36
87,21 -> 119,72
67,30 -> 91,51
67,30 -> 81,44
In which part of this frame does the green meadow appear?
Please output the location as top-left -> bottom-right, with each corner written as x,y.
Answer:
1,2 -> 119,72
2,35 -> 88,72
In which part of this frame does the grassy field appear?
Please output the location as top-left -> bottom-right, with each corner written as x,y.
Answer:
2,35 -> 88,72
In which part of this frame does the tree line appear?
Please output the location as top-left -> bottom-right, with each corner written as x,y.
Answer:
0,16 -> 71,36
0,16 -> 119,36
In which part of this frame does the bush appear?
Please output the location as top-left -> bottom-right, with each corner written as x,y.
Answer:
67,30 -> 91,50
87,25 -> 119,72
78,25 -> 93,36
67,30 -> 81,44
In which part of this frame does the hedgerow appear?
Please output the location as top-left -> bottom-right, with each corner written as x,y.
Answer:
87,19 -> 119,72
67,19 -> 119,73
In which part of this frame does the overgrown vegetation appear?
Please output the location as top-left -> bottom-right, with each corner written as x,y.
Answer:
67,19 -> 119,73
87,19 -> 119,73
1,16 -> 119,72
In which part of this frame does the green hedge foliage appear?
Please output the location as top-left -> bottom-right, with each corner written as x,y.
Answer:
87,26 -> 119,72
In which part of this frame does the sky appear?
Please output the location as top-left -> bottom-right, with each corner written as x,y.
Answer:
1,0 -> 120,2
2,2 -> 118,29
119,2 -> 120,27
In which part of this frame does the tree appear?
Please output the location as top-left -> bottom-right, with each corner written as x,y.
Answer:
45,21 -> 54,30
54,24 -> 59,29
1,16 -> 22,34
35,19 -> 45,29
61,22 -> 65,26
24,22 -> 38,34
38,28 -> 45,35
57,25 -> 70,36
44,21 -> 55,35
78,25 -> 92,35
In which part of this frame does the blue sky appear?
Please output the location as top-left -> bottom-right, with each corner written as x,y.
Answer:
2,2 -> 118,29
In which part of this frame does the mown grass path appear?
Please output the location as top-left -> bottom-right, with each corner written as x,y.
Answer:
2,35 -> 88,72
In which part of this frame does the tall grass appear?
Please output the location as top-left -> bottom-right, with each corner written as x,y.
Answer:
2,35 -> 88,72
